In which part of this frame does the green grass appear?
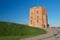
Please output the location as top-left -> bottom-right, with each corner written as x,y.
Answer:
0,21 -> 46,40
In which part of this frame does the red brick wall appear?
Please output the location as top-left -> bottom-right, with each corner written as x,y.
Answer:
29,7 -> 48,28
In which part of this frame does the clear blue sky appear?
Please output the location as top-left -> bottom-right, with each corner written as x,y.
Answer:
0,0 -> 60,26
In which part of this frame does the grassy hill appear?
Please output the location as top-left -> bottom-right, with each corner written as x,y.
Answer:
0,21 -> 46,40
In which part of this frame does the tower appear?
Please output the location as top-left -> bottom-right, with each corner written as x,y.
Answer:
29,0 -> 48,28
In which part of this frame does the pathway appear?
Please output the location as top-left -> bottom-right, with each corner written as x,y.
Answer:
20,27 -> 60,40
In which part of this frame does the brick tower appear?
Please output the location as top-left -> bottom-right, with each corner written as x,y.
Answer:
29,7 -> 48,28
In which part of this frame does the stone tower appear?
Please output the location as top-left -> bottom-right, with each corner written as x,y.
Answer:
29,7 -> 48,28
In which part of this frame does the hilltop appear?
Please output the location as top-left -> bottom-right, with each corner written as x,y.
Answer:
0,21 -> 46,40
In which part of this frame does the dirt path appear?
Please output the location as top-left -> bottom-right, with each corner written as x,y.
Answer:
20,27 -> 60,40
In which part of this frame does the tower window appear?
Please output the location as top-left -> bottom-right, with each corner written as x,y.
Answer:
31,12 -> 33,14
31,20 -> 32,24
31,17 -> 32,19
37,11 -> 38,13
37,16 -> 38,18
37,16 -> 39,23
37,20 -> 38,23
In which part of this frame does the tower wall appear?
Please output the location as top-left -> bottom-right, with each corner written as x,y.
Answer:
29,7 -> 48,28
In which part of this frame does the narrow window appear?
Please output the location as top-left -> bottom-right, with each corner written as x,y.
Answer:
31,12 -> 33,14
37,11 -> 38,13
31,17 -> 32,19
37,16 -> 38,18
37,20 -> 38,23
31,20 -> 32,24
37,16 -> 39,23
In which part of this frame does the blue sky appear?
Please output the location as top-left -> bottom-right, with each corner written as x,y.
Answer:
0,0 -> 60,26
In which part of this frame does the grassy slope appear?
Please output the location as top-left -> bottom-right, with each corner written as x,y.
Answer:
0,21 -> 46,40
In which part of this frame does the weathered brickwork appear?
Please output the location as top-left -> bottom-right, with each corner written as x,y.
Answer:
29,7 -> 48,28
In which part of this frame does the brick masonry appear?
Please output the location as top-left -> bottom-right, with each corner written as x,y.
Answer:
29,6 -> 48,28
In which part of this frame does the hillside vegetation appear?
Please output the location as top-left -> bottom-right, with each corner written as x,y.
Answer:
0,21 -> 46,40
